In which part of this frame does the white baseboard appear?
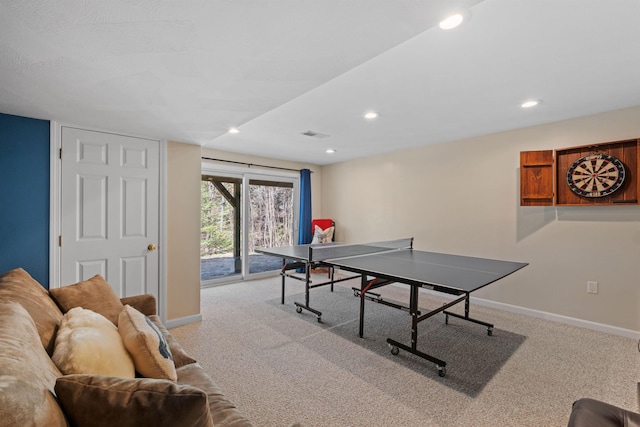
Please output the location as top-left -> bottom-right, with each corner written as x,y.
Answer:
166,313 -> 202,329
470,296 -> 640,340
412,286 -> 640,340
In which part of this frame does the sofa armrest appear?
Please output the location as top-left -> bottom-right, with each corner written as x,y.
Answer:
568,398 -> 640,427
120,294 -> 156,316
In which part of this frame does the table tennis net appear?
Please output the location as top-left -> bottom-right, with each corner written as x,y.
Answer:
309,238 -> 413,262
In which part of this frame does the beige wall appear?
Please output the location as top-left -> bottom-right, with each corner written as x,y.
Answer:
322,106 -> 640,332
166,141 -> 202,321
164,143 -> 322,323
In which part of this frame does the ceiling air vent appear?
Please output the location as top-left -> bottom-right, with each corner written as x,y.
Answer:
301,130 -> 330,139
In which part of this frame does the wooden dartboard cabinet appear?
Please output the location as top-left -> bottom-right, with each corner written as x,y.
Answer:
520,138 -> 639,206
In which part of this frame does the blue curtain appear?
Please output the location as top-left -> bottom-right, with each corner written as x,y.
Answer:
298,169 -> 312,245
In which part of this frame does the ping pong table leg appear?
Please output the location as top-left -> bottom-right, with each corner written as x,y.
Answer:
280,258 -> 286,304
330,266 -> 334,292
386,285 -> 448,377
443,293 -> 494,336
293,262 -> 323,322
410,285 -> 418,350
305,262 -> 310,308
358,275 -> 366,338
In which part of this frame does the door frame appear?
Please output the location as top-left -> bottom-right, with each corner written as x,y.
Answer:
49,121 -> 168,322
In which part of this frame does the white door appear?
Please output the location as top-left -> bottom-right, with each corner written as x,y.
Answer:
60,127 -> 159,299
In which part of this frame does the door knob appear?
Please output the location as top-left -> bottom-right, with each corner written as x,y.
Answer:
148,244 -> 156,252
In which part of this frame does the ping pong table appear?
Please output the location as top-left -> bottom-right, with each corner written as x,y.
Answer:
256,238 -> 528,376
255,241 -> 360,321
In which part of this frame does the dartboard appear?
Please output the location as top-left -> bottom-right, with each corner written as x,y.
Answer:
566,153 -> 626,198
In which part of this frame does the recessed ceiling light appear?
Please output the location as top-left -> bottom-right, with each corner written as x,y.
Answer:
364,112 -> 379,119
228,127 -> 240,134
326,149 -> 336,154
439,13 -> 464,30
521,100 -> 540,109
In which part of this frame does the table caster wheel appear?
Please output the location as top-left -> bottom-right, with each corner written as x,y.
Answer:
487,327 -> 493,336
353,289 -> 359,297
316,316 -> 322,323
296,306 -> 302,314
437,366 -> 446,377
389,345 -> 400,356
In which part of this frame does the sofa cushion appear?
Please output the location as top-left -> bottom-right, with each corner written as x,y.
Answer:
148,314 -> 197,368
121,293 -> 157,316
0,268 -> 64,355
52,307 -> 135,378
0,302 -> 68,426
55,374 -> 214,427
50,274 -> 124,325
118,305 -> 177,380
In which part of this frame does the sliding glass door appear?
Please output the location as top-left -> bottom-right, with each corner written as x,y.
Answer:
248,179 -> 295,274
201,175 -> 243,282
201,166 -> 298,285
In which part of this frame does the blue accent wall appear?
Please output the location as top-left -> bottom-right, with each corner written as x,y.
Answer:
0,113 -> 50,287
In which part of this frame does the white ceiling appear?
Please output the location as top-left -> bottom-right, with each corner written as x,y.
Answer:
2,1 -> 640,165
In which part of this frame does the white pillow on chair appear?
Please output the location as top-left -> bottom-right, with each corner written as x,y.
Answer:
311,225 -> 334,244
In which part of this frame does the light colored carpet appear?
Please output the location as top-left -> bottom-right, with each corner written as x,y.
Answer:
170,274 -> 640,427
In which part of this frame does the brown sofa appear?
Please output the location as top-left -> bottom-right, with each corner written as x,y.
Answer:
0,268 -> 253,427
568,398 -> 640,427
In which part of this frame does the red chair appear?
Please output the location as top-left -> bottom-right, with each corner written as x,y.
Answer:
311,219 -> 335,242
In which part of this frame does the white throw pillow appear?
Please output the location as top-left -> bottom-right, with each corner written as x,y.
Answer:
311,225 -> 335,244
52,307 -> 135,378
